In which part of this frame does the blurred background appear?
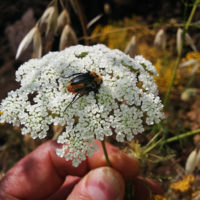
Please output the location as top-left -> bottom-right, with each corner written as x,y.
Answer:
0,1 -> 200,199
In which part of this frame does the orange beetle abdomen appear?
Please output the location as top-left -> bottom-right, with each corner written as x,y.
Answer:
67,82 -> 84,94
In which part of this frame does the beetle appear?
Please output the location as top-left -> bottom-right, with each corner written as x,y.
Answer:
64,70 -> 103,111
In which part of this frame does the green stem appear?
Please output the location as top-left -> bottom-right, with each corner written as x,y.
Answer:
143,138 -> 163,154
164,56 -> 181,107
101,140 -> 112,167
101,140 -> 134,199
145,129 -> 200,153
184,0 -> 200,31
164,0 -> 199,107
144,131 -> 162,149
125,180 -> 134,200
162,128 -> 200,144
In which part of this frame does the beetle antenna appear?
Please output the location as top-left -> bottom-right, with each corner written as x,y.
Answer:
64,94 -> 83,112
62,73 -> 84,79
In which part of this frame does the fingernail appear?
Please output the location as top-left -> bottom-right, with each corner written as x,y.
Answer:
86,167 -> 124,200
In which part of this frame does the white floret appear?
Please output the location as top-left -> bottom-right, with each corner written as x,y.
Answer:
0,44 -> 164,167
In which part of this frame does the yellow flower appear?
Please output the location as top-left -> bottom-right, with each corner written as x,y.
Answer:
186,52 -> 200,62
154,194 -> 168,200
170,174 -> 194,192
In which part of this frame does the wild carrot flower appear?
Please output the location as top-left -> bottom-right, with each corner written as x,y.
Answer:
0,44 -> 164,166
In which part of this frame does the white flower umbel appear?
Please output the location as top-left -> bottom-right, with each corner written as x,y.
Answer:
0,44 -> 164,167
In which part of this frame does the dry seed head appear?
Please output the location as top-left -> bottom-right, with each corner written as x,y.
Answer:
87,14 -> 103,29
40,6 -> 58,36
181,88 -> 198,101
16,26 -> 37,59
180,59 -> 198,68
180,59 -> 199,75
191,63 -> 199,75
59,25 -> 78,50
40,7 -> 56,25
185,149 -> 200,174
197,150 -> 200,170
124,36 -> 137,58
56,9 -> 70,34
185,32 -> 197,52
33,27 -> 42,58
177,28 -> 197,55
176,28 -> 182,55
104,3 -> 111,15
154,29 -> 166,50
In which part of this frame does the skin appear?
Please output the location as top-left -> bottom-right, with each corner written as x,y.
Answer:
0,140 -> 163,200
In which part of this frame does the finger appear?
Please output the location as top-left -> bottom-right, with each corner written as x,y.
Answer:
67,167 -> 125,200
0,140 -> 139,199
0,141 -> 88,200
133,176 -> 164,200
88,141 -> 140,180
47,176 -> 80,200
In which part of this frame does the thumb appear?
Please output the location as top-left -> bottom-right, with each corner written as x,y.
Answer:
66,167 -> 125,200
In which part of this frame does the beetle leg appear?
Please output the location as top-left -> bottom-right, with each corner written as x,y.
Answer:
94,92 -> 100,109
64,93 -> 83,112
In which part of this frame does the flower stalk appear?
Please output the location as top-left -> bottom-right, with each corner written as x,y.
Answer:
164,0 -> 199,107
162,129 -> 200,144
144,129 -> 200,154
125,180 -> 134,200
101,141 -> 134,200
101,140 -> 112,167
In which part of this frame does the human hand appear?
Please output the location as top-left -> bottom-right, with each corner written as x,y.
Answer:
0,140 -> 163,200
